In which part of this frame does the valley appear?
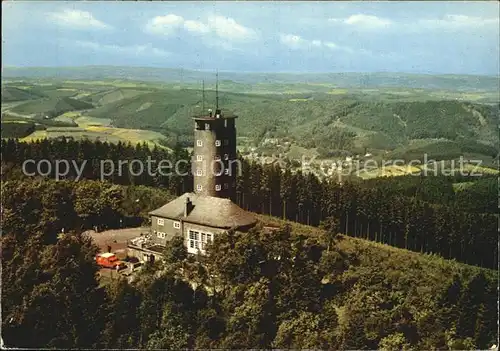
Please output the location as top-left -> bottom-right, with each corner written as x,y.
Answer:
2,68 -> 499,181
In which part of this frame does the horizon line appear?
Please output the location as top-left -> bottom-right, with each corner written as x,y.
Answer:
2,65 -> 499,78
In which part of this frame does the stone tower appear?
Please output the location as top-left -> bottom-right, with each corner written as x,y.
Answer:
192,108 -> 237,201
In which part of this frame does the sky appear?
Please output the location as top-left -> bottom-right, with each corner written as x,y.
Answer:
2,1 -> 499,75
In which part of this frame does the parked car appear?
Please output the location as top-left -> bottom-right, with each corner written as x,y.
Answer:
96,253 -> 126,270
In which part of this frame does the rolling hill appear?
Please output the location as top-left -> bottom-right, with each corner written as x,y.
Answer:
9,96 -> 94,118
3,66 -> 499,92
1,86 -> 44,102
83,87 -> 499,155
2,78 -> 498,165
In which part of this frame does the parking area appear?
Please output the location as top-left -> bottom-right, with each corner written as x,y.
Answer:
85,226 -> 150,254
86,227 -> 150,285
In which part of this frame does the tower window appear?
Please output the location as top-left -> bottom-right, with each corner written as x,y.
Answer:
224,153 -> 229,160
224,120 -> 227,128
197,184 -> 203,191
197,155 -> 203,161
215,140 -> 221,147
197,140 -> 203,147
196,169 -> 203,176
224,183 -> 229,190
215,184 -> 221,191
205,123 -> 210,130
224,139 -> 229,146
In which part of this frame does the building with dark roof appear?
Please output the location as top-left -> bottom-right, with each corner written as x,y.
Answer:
133,107 -> 257,256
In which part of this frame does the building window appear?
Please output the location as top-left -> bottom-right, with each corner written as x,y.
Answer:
224,120 -> 227,128
224,183 -> 229,190
200,233 -> 213,250
224,168 -> 230,175
197,140 -> 203,147
197,184 -> 203,191
197,155 -> 203,161
189,230 -> 200,250
215,184 -> 221,191
205,123 -> 210,130
188,230 -> 213,253
224,153 -> 229,160
173,221 -> 180,229
157,232 -> 166,239
196,169 -> 203,176
157,218 -> 164,226
215,140 -> 221,147
224,139 -> 229,146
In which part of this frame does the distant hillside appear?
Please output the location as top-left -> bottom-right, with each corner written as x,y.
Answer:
10,97 -> 93,118
2,80 -> 498,163
3,66 -> 499,92
83,87 -> 499,153
1,86 -> 44,102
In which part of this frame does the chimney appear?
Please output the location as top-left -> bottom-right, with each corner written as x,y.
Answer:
184,197 -> 192,217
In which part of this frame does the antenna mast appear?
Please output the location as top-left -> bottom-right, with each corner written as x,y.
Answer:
202,80 -> 205,114
216,69 -> 219,110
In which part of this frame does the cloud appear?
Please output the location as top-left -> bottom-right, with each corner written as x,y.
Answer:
328,13 -> 498,32
184,20 -> 210,34
73,40 -> 170,57
416,14 -> 499,30
280,34 -> 304,48
329,14 -> 392,29
48,9 -> 111,30
145,14 -> 184,35
206,15 -> 258,41
145,14 -> 258,42
279,34 -> 350,53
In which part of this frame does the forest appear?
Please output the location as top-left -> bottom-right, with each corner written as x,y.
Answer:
2,170 -> 498,350
1,175 -> 497,349
2,138 -> 498,269
1,138 -> 498,348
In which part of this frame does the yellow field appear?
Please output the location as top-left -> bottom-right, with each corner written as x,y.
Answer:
57,88 -> 77,91
85,126 -> 109,132
12,85 -> 32,90
21,131 -> 48,142
306,83 -> 335,87
74,116 -> 111,127
63,80 -> 145,88
327,89 -> 348,95
4,120 -> 30,124
357,165 -> 421,179
57,111 -> 82,119
284,90 -> 309,94
73,92 -> 92,99
20,124 -> 170,151
389,91 -> 412,96
288,98 -> 309,102
461,163 -> 499,175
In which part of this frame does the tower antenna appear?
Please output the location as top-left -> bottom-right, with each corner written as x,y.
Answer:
202,80 -> 205,114
216,69 -> 219,110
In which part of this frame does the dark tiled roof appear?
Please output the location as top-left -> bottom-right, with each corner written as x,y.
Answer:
149,192 -> 257,229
